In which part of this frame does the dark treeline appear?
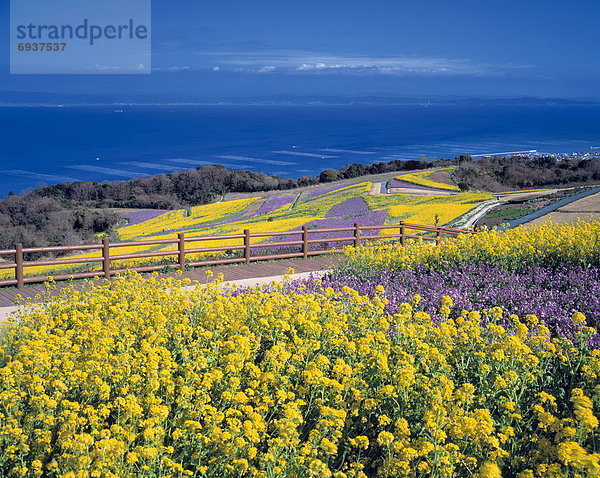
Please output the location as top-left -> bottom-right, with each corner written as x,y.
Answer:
0,199 -> 120,251
452,155 -> 600,191
0,159 -> 435,250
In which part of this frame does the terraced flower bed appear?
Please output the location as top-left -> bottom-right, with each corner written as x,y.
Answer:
0,178 -> 495,281
393,168 -> 461,192
387,180 -> 440,191
122,209 -> 171,226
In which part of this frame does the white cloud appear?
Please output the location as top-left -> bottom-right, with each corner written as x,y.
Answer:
298,62 -> 329,71
94,64 -> 121,71
294,56 -> 487,76
92,64 -> 149,72
153,66 -> 193,71
196,49 -> 530,77
212,66 -> 220,71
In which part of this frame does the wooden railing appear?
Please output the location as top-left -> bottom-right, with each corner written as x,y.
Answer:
0,222 -> 474,288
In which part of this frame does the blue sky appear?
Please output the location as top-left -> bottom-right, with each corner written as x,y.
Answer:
1,0 -> 599,99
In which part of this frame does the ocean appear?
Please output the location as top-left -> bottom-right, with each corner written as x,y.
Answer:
1,104 -> 599,198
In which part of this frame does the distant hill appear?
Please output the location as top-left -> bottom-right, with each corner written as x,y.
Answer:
1,92 -> 598,107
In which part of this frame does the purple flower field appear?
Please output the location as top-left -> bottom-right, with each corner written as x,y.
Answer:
301,211 -> 389,244
292,263 -> 600,346
302,185 -> 344,201
325,197 -> 370,218
254,195 -> 295,215
122,209 -> 170,226
256,208 -> 388,256
203,194 -> 296,229
210,196 -> 294,225
388,180 -> 439,191
253,214 -> 389,257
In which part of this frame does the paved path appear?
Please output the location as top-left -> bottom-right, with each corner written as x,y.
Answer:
0,255 -> 338,315
0,306 -> 18,324
452,199 -> 501,228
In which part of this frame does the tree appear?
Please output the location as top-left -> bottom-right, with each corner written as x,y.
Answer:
319,169 -> 342,183
341,163 -> 366,179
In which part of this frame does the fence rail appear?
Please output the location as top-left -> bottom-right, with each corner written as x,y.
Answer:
0,222 -> 474,288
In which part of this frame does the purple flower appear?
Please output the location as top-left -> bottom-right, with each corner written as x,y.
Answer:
290,263 -> 600,346
326,197 -> 370,218
122,209 -> 170,226
302,186 -> 344,200
388,180 -> 439,191
254,208 -> 388,256
255,195 -> 295,215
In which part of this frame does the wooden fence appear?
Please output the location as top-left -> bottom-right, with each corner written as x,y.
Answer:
0,222 -> 474,288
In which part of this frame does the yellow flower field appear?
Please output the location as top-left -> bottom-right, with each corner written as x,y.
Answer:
394,168 -> 461,192
118,198 -> 260,241
365,192 -> 492,233
339,219 -> 600,273
0,265 -> 597,477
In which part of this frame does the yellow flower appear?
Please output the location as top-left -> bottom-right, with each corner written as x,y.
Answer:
1,223 -> 599,478
479,461 -> 502,478
571,389 -> 599,429
377,431 -> 395,446
321,438 -> 338,455
308,458 -> 331,477
517,471 -> 534,478
350,436 -> 370,450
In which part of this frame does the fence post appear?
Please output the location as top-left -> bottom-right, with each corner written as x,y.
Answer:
353,223 -> 361,247
400,221 -> 406,247
102,238 -> 111,278
302,225 -> 309,258
436,227 -> 442,245
15,243 -> 23,289
244,229 -> 251,264
178,233 -> 186,271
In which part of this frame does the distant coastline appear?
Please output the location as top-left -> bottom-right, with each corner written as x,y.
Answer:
1,94 -> 599,108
